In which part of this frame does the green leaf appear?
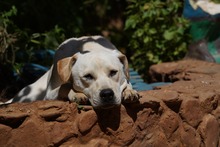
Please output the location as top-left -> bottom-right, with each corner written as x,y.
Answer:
31,33 -> 41,38
125,15 -> 139,29
163,30 -> 175,40
136,29 -> 144,37
30,39 -> 41,44
143,37 -> 150,43
149,28 -> 157,34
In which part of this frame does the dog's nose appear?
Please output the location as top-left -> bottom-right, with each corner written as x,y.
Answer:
100,89 -> 114,102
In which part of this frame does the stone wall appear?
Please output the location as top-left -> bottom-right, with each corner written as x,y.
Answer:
0,59 -> 220,146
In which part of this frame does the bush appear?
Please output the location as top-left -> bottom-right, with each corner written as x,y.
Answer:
0,6 -> 18,65
125,0 -> 191,80
0,6 -> 66,89
0,0 -> 127,66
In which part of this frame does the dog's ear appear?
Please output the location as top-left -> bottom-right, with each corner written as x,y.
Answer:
57,54 -> 77,83
113,50 -> 130,80
118,54 -> 130,80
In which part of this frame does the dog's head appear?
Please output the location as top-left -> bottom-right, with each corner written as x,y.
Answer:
57,46 -> 129,109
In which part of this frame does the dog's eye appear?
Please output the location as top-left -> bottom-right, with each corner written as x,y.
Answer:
109,70 -> 118,77
83,74 -> 94,80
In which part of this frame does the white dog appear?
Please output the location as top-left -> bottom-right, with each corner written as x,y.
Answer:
11,36 -> 139,108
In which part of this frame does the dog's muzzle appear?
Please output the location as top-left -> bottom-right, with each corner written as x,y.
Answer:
96,88 -> 120,109
100,88 -> 114,103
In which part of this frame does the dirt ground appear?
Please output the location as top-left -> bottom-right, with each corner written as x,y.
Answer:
0,59 -> 220,146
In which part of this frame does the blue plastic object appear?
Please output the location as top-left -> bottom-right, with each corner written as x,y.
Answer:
129,68 -> 170,91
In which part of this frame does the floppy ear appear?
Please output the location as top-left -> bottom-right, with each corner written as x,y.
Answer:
57,54 -> 77,83
115,51 -> 130,80
118,54 -> 130,80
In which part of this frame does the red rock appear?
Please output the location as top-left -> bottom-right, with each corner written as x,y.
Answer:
149,59 -> 220,82
159,110 -> 180,139
198,114 -> 219,147
179,98 -> 204,127
180,122 -> 201,146
78,110 -> 97,134
199,91 -> 219,113
0,59 -> 220,146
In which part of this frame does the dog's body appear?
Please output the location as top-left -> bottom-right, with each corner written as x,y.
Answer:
12,36 -> 139,108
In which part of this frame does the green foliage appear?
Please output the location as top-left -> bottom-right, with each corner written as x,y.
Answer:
17,25 -> 65,66
0,0 -> 127,65
212,0 -> 220,3
0,6 -> 18,64
125,0 -> 191,80
28,25 -> 65,51
0,6 -> 66,76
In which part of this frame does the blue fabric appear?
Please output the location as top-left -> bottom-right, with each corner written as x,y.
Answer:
183,0 -> 220,19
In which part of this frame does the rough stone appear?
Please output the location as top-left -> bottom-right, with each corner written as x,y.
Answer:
149,59 -> 220,82
180,122 -> 201,147
0,59 -> 220,146
179,98 -> 205,127
198,114 -> 219,147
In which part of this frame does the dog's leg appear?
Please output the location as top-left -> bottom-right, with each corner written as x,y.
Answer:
68,90 -> 88,104
122,82 -> 140,103
45,83 -> 88,104
58,83 -> 89,104
44,83 -> 71,100
44,86 -> 61,100
12,70 -> 50,102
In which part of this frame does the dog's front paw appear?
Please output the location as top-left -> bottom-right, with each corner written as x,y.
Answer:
122,88 -> 140,103
68,91 -> 88,104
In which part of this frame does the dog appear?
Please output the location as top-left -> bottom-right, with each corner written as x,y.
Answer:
11,36 -> 140,109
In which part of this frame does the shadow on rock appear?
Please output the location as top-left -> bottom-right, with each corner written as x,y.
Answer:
95,106 -> 121,132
